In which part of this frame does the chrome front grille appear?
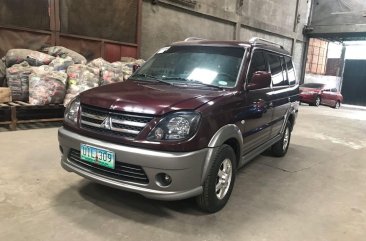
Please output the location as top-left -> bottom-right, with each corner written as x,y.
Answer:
80,105 -> 154,138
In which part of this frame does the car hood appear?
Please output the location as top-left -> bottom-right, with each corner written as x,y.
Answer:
80,80 -> 224,115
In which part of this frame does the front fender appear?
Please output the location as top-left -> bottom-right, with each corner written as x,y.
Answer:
201,124 -> 244,184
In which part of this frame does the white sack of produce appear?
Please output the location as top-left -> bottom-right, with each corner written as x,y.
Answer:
43,46 -> 87,64
87,58 -> 124,85
5,49 -> 55,67
6,61 -> 32,101
100,64 -> 124,85
29,66 -> 67,105
87,57 -> 110,70
119,57 -> 145,80
64,64 -> 99,106
49,56 -> 74,71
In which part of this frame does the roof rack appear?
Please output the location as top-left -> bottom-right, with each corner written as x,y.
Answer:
249,37 -> 284,49
184,37 -> 207,42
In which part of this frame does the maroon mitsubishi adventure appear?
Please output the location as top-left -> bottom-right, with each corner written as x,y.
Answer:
58,37 -> 299,212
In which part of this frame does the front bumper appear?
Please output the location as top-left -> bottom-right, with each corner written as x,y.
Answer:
299,94 -> 317,104
58,127 -> 210,200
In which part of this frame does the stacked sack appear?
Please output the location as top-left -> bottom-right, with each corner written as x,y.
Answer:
4,49 -> 56,102
49,56 -> 74,72
119,57 -> 145,80
5,49 -> 55,67
28,65 -> 67,105
43,46 -> 87,64
87,58 -> 124,86
63,64 -> 99,106
6,62 -> 32,101
1,46 -> 145,105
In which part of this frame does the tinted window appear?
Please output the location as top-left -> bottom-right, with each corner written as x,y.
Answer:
247,51 -> 268,84
285,56 -> 296,85
280,57 -> 289,85
267,53 -> 287,87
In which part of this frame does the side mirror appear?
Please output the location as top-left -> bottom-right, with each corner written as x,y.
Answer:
247,71 -> 271,90
132,64 -> 141,73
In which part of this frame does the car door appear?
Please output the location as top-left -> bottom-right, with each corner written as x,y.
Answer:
321,88 -> 332,106
265,52 -> 290,139
240,50 -> 273,154
330,88 -> 339,105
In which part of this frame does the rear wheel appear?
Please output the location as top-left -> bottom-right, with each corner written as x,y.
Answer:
196,144 -> 236,213
271,121 -> 291,157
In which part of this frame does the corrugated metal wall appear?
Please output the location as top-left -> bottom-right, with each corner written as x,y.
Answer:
0,0 -> 142,61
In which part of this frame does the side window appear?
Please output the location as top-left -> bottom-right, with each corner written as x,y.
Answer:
267,53 -> 286,87
280,56 -> 289,85
247,50 -> 268,84
285,56 -> 296,85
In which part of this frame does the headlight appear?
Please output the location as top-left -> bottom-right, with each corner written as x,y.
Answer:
64,96 -> 80,125
148,112 -> 201,141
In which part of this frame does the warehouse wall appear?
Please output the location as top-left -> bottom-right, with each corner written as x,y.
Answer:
141,3 -> 236,56
140,0 -> 310,81
308,0 -> 366,37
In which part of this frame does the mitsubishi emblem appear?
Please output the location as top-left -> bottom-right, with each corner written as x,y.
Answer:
100,116 -> 112,130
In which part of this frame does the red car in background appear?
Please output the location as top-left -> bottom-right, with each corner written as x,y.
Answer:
300,83 -> 343,109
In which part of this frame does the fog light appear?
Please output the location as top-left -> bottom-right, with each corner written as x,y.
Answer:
156,173 -> 172,187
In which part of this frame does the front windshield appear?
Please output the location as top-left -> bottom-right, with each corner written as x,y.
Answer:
131,45 -> 245,88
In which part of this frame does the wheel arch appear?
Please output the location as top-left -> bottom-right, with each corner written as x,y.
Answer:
201,124 -> 244,184
207,124 -> 244,158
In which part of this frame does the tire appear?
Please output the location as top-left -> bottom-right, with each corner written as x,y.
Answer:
196,144 -> 237,213
334,101 -> 340,109
314,96 -> 321,107
271,121 -> 291,157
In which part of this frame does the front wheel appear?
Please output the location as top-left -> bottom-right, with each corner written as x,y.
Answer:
271,122 -> 291,157
334,101 -> 340,109
196,144 -> 236,213
314,96 -> 321,107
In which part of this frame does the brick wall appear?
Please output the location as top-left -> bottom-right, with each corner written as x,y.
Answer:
306,38 -> 329,75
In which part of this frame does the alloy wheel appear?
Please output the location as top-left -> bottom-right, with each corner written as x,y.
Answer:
336,102 -> 340,109
283,127 -> 290,151
315,97 -> 320,106
215,158 -> 233,200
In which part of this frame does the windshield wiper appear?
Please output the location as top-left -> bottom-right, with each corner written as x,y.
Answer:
131,74 -> 172,85
162,77 -> 223,90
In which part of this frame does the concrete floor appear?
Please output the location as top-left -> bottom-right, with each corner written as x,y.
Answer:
0,105 -> 365,241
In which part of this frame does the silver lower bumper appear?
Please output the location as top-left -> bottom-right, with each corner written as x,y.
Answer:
58,127 -> 209,200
